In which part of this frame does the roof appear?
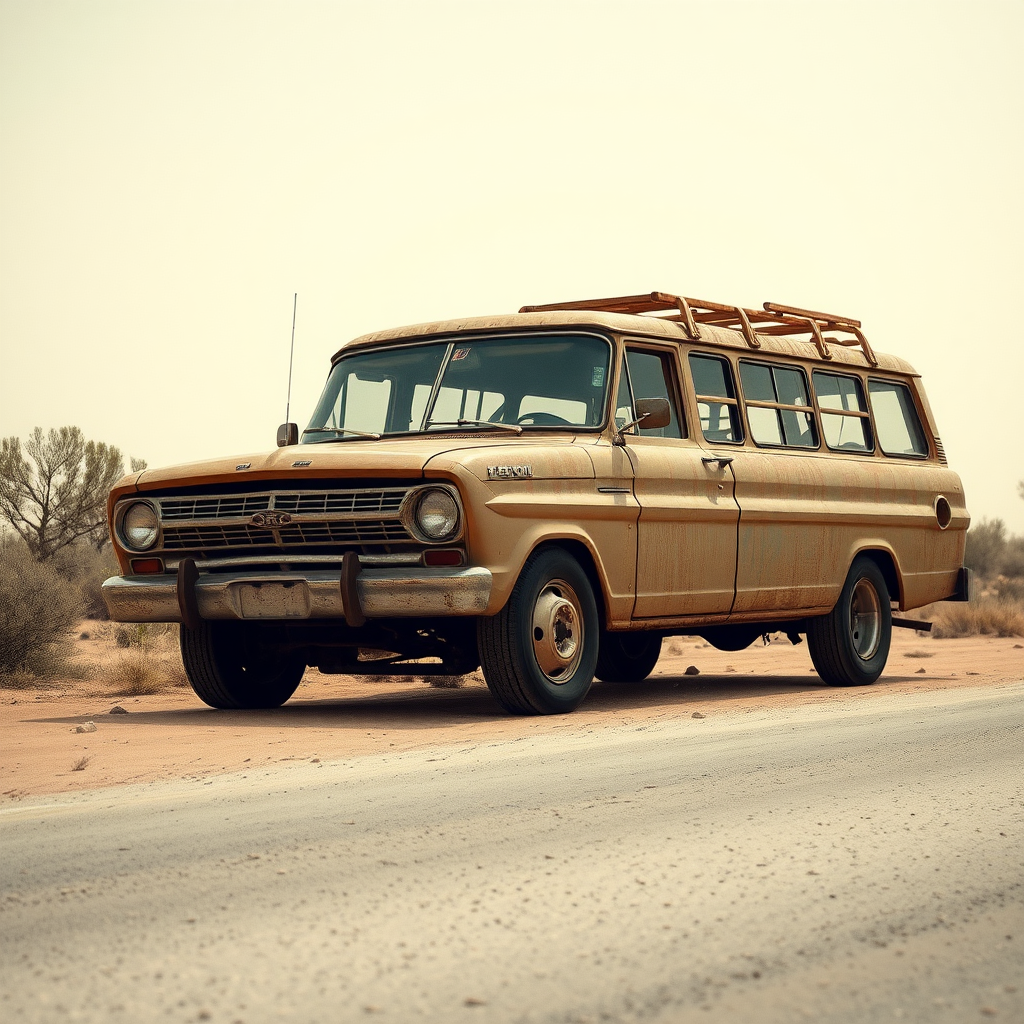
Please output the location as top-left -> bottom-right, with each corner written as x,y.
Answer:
335,294 -> 917,376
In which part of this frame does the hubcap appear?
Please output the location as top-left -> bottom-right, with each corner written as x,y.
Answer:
850,577 -> 882,660
531,579 -> 584,683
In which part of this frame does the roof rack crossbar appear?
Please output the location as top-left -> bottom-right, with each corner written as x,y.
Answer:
519,291 -> 878,366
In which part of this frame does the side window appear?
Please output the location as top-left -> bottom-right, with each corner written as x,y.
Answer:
616,349 -> 683,438
868,379 -> 928,457
688,353 -> 742,443
813,371 -> 872,452
738,361 -> 817,448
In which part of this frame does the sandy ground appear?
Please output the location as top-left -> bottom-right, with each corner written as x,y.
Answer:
3,624 -> 1022,801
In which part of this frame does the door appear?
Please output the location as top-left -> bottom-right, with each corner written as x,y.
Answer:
617,345 -> 740,618
727,358 -> 834,613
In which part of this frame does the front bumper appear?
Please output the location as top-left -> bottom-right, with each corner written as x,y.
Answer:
101,567 -> 493,623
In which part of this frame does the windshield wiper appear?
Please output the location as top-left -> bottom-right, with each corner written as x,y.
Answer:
425,419 -> 523,435
303,426 -> 382,441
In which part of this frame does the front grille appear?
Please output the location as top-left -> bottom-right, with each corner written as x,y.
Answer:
161,525 -> 278,550
161,495 -> 272,521
153,486 -> 417,555
275,491 -> 406,516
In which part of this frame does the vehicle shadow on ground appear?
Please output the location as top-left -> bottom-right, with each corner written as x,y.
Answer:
33,671 -> 929,731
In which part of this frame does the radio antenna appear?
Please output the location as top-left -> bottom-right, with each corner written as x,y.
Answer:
285,292 -> 298,424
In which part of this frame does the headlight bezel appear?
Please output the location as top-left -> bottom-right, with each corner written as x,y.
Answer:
116,500 -> 160,552
402,485 -> 463,545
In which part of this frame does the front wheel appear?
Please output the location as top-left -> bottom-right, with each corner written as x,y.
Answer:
807,556 -> 891,686
477,548 -> 599,715
180,620 -> 306,709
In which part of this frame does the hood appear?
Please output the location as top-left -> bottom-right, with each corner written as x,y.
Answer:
114,434 -> 591,499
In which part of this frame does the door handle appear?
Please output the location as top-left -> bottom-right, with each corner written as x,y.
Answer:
702,455 -> 734,467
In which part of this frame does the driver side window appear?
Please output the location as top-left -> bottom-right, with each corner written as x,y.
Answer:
615,348 -> 684,438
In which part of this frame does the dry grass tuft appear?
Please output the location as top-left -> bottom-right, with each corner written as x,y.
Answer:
108,650 -> 165,695
428,675 -> 468,689
99,623 -> 186,695
71,755 -> 91,772
931,598 -> 1024,639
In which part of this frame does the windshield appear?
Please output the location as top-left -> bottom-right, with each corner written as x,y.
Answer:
303,333 -> 612,441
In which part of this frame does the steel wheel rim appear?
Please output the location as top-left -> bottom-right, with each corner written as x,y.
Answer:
531,579 -> 584,684
850,577 -> 882,660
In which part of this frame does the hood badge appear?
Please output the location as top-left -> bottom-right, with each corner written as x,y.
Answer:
488,464 -> 533,480
235,463 -> 251,471
250,511 -> 292,528
292,460 -> 312,467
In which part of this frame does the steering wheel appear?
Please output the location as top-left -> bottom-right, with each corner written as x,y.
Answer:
516,412 -> 572,426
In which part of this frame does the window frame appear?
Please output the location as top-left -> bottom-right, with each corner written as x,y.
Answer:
811,369 -> 875,455
867,377 -> 931,460
687,351 -> 745,445
737,358 -> 820,451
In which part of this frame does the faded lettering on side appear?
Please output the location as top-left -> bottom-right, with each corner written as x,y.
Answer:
487,465 -> 533,480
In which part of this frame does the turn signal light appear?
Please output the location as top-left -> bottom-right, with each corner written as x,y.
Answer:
130,558 -> 164,574
424,549 -> 463,567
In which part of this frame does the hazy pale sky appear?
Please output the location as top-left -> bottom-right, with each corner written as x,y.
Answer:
1,0 -> 1022,530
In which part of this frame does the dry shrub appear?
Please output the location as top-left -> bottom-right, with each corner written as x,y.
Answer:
931,598 -> 1024,639
105,624 -> 186,694
52,543 -> 120,619
0,538 -> 84,685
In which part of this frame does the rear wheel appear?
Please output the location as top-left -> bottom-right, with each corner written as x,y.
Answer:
180,620 -> 305,709
595,632 -> 662,682
477,548 -> 599,715
807,556 -> 891,686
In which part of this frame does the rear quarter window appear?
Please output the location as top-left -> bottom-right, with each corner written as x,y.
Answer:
868,379 -> 928,457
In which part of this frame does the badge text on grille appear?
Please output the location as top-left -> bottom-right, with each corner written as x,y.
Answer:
250,512 -> 293,527
487,465 -> 533,480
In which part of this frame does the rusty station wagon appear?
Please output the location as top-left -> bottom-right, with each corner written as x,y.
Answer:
103,291 -> 971,714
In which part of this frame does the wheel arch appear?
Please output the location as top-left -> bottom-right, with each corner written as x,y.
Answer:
527,538 -> 610,629
852,546 -> 903,607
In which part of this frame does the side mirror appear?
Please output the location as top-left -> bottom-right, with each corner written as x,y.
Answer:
634,397 -> 671,429
277,422 -> 299,447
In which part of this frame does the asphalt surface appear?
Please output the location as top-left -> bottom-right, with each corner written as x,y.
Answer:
2,684 -> 1022,1024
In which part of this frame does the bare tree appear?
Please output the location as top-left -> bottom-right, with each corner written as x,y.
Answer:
0,427 -> 146,560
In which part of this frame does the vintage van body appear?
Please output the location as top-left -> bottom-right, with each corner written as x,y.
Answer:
102,292 -> 970,714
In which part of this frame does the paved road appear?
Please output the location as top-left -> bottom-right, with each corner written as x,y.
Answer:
3,684 -> 1022,1024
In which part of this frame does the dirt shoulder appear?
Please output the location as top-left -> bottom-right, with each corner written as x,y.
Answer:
2,626 -> 1022,802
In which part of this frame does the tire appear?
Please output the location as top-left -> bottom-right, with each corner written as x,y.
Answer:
477,548 -> 599,715
807,556 -> 892,686
180,620 -> 305,709
595,632 -> 662,682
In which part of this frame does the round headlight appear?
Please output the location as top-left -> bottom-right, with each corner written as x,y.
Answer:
415,489 -> 459,541
121,502 -> 159,551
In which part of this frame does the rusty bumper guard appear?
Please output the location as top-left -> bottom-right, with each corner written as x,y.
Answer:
101,554 -> 493,626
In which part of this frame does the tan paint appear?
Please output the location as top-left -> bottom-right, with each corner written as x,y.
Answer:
106,302 -> 969,626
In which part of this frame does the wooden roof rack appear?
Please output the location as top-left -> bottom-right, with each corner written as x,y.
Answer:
519,291 -> 877,367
